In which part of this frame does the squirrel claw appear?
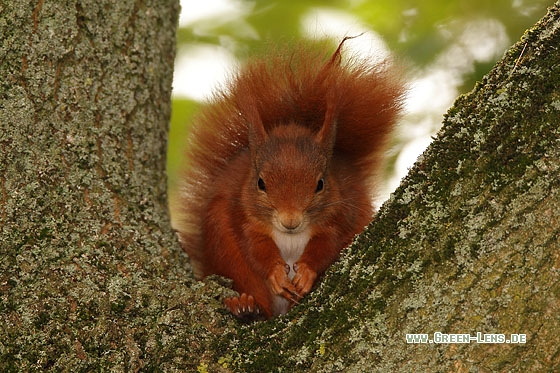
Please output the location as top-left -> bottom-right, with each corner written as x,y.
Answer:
224,293 -> 264,321
281,287 -> 302,305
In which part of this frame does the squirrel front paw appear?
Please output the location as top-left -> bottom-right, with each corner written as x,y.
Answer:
224,293 -> 264,321
292,262 -> 317,296
266,263 -> 301,303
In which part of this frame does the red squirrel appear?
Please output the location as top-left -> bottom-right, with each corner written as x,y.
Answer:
173,37 -> 405,320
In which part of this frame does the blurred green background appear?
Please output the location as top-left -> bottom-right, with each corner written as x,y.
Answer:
168,0 -> 552,205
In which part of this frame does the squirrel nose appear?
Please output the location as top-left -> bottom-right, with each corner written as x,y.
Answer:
279,214 -> 303,231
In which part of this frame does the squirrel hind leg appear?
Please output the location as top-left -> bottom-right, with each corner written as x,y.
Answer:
224,293 -> 268,322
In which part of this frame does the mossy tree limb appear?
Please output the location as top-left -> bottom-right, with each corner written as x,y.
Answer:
219,3 -> 560,372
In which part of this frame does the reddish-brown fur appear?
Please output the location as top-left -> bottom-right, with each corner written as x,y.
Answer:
173,38 -> 405,319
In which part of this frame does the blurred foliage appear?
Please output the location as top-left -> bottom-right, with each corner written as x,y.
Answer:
168,98 -> 198,189
177,0 -> 551,63
169,0 -> 552,194
355,0 -> 551,63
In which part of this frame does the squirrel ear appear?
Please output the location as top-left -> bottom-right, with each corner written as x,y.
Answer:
239,94 -> 267,148
247,112 -> 267,148
245,102 -> 268,159
315,91 -> 338,152
315,35 -> 361,152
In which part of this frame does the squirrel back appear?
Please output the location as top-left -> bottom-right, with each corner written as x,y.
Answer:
173,38 -> 405,318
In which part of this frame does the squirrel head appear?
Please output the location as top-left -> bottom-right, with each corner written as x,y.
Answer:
244,102 -> 338,235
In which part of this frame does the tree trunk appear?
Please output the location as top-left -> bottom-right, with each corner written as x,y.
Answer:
1,1 -> 559,372
0,1 -> 199,371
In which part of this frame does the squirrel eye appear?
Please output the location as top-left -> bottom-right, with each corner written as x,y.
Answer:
257,177 -> 266,192
316,178 -> 324,193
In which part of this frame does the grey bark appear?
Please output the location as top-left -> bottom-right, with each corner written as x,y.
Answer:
0,1 -> 207,371
1,1 -> 559,372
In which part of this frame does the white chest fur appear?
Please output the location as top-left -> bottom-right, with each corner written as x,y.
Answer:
271,228 -> 311,316
272,229 -> 311,280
